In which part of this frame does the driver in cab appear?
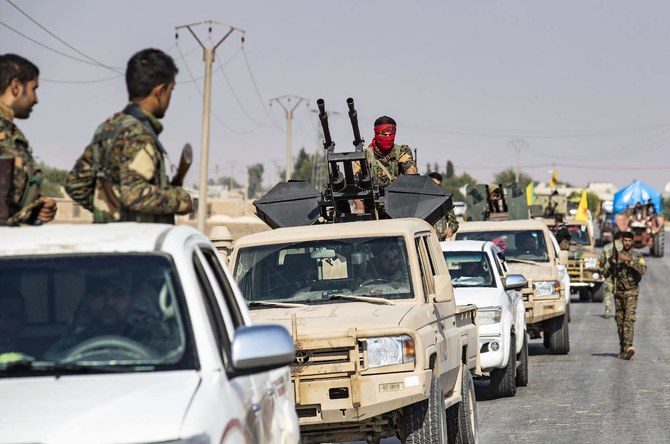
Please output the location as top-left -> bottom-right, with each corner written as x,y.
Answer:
46,271 -> 173,360
361,241 -> 408,289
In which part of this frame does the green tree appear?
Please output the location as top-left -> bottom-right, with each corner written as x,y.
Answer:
247,163 -> 264,198
493,167 -> 534,185
568,190 -> 601,214
38,162 -> 67,198
292,147 -> 313,182
446,160 -> 454,179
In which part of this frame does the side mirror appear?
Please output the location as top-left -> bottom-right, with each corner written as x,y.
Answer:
504,274 -> 528,291
433,274 -> 454,303
230,324 -> 295,377
558,250 -> 569,266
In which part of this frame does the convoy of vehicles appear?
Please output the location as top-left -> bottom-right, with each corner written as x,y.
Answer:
441,240 -> 528,398
0,223 -> 300,444
231,219 -> 480,443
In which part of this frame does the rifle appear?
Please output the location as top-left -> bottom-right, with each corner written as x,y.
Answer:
171,143 -> 193,187
612,239 -> 619,294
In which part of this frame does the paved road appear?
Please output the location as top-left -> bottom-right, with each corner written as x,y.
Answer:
477,244 -> 670,443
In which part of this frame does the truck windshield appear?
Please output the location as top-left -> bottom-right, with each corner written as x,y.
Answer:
234,236 -> 413,304
0,254 -> 195,373
443,252 -> 496,288
455,230 -> 549,262
547,224 -> 591,246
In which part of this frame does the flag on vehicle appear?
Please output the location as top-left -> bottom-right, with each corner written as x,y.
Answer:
575,189 -> 589,222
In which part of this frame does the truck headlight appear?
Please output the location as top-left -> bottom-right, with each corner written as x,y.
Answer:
534,280 -> 561,297
584,257 -> 598,269
366,335 -> 415,368
478,307 -> 502,325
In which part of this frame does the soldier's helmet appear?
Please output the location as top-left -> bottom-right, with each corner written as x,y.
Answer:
209,226 -> 234,250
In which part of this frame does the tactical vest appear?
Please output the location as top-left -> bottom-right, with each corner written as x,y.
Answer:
364,144 -> 404,184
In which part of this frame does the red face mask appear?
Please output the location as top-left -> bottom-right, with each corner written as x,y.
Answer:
373,124 -> 396,155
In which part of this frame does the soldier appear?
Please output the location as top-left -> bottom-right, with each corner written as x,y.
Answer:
65,48 -> 192,223
603,231 -> 646,360
0,54 -> 57,225
599,231 -> 623,319
555,225 -> 571,251
353,116 -> 418,213
428,172 -> 458,240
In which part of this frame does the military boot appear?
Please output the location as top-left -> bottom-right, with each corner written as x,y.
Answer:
623,346 -> 635,360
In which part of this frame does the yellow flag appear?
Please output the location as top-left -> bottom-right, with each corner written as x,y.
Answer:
575,189 -> 589,222
526,182 -> 534,206
549,170 -> 558,188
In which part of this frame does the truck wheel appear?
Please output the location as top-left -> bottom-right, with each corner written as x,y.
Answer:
579,288 -> 592,302
548,314 -> 570,355
591,284 -> 604,303
515,332 -> 529,387
654,231 -> 665,257
489,333 -> 517,398
446,364 -> 479,444
402,375 -> 448,444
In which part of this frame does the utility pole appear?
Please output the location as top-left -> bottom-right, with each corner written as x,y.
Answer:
175,20 -> 244,233
270,95 -> 308,180
508,139 -> 528,182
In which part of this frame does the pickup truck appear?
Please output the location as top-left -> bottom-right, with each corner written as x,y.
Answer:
231,218 -> 480,444
0,223 -> 299,444
441,240 -> 528,398
456,219 -> 570,355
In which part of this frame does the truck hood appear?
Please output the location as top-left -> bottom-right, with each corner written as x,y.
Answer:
250,303 -> 415,336
453,287 -> 502,308
0,370 -> 200,444
506,262 -> 556,282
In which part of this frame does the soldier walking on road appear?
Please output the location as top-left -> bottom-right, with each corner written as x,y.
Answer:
428,172 -> 458,240
0,54 -> 57,225
603,231 -> 646,360
65,48 -> 192,223
599,231 -> 623,319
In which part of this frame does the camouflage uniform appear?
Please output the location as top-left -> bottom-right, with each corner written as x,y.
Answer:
356,144 -> 417,188
603,248 -> 646,353
65,105 -> 191,223
599,239 -> 623,314
0,102 -> 42,224
433,210 -> 459,240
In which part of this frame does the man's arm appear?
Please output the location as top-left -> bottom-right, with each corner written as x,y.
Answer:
119,136 -> 192,215
627,252 -> 647,276
65,144 -> 96,212
397,145 -> 418,174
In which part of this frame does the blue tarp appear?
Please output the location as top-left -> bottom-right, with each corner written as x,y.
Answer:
613,180 -> 662,213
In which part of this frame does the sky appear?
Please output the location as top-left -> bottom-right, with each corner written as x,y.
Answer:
3,0 -> 670,192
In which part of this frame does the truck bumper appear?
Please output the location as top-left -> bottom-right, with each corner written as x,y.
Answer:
294,368 -> 432,426
525,298 -> 566,324
479,333 -> 506,372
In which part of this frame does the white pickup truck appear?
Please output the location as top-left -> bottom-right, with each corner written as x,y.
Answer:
441,240 -> 528,398
0,223 -> 299,444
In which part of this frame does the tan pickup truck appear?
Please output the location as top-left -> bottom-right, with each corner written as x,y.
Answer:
456,219 -> 570,355
230,218 -> 480,444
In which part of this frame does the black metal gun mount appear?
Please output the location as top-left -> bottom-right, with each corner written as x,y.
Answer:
254,98 -> 452,229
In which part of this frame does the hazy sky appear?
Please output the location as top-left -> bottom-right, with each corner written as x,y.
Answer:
3,0 -> 670,192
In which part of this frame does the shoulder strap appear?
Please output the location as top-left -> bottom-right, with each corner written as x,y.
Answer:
122,104 -> 166,154
366,146 -> 394,181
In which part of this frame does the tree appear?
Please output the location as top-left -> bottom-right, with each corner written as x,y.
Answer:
493,167 -> 534,185
247,163 -> 264,198
446,160 -> 454,179
38,162 -> 67,198
292,147 -> 313,182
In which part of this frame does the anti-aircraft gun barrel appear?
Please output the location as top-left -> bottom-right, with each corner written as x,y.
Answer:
317,99 -> 333,150
346,97 -> 363,148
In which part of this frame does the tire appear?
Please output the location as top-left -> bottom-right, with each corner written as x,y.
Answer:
447,364 -> 479,444
548,314 -> 570,355
578,288 -> 591,302
654,232 -> 665,258
402,375 -> 448,444
591,284 -> 604,303
515,332 -> 529,387
489,333 -> 517,398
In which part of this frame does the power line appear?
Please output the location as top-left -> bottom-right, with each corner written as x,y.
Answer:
40,75 -> 121,84
5,0 -> 123,74
241,46 -> 284,132
215,50 -> 268,128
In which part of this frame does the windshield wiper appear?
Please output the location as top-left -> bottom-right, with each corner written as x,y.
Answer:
248,300 -> 306,308
506,258 -> 541,266
328,294 -> 393,305
1,359 -> 128,374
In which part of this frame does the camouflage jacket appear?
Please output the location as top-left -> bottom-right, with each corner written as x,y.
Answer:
0,102 -> 41,224
434,209 -> 459,240
603,248 -> 646,292
354,144 -> 417,188
599,240 -> 623,274
65,106 -> 192,223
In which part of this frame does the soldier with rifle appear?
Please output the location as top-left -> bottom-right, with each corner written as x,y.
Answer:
0,54 -> 57,226
66,48 -> 192,223
603,231 -> 646,360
